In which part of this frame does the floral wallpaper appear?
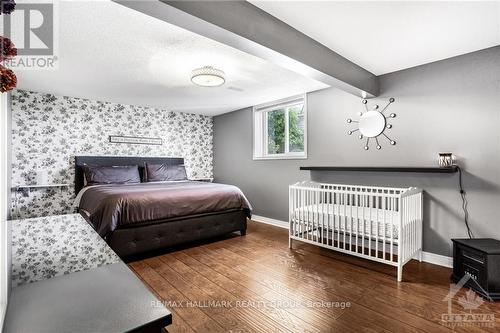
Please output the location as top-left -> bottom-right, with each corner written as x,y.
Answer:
11,214 -> 120,287
11,89 -> 213,219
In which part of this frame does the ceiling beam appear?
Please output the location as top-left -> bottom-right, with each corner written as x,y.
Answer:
115,0 -> 379,97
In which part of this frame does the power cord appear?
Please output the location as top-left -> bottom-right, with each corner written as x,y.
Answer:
456,165 -> 473,239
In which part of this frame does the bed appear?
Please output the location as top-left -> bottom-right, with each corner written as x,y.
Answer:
75,156 -> 251,257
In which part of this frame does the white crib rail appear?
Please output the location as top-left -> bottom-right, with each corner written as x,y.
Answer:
289,182 -> 423,281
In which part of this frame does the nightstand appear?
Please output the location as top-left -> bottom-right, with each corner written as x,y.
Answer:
452,238 -> 500,300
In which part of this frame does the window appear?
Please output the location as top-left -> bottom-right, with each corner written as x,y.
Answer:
253,94 -> 307,159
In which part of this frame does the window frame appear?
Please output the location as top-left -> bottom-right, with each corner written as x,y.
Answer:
253,94 -> 308,160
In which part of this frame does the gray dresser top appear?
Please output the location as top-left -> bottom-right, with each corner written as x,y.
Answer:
6,213 -> 172,332
4,262 -> 172,333
11,213 -> 120,287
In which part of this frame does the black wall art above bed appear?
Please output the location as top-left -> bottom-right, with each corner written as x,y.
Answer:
10,89 -> 214,218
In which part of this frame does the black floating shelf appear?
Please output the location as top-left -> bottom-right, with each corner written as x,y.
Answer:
299,166 -> 458,173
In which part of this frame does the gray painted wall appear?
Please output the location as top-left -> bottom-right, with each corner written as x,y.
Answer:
214,46 -> 500,256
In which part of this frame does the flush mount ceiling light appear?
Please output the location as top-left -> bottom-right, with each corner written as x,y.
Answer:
190,66 -> 225,87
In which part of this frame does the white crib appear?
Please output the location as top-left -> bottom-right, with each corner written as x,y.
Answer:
289,182 -> 423,281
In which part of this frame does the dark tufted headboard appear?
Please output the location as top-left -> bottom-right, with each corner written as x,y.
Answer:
74,156 -> 184,194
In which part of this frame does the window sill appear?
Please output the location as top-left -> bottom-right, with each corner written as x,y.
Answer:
253,155 -> 308,161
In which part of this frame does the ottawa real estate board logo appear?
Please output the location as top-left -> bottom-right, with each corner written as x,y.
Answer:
1,1 -> 59,70
441,275 -> 495,328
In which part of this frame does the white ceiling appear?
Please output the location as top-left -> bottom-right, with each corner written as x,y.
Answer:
11,1 -> 327,116
251,1 -> 500,75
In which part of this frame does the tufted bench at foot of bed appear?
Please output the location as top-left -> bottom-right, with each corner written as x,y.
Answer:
107,210 -> 248,257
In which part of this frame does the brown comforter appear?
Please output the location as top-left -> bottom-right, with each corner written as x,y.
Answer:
78,181 -> 252,237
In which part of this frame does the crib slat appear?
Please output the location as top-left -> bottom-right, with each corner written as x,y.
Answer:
331,190 -> 334,247
293,188 -> 296,237
295,189 -> 302,237
349,194 -> 353,252
373,193 -> 378,259
306,189 -> 310,241
300,187 -> 304,239
315,189 -> 318,243
406,198 -> 413,258
312,190 -> 315,242
403,197 -> 410,261
402,197 -> 405,261
415,194 -> 418,255
355,192 -> 358,253
405,196 -> 408,260
408,195 -> 411,258
307,188 -> 310,239
323,190 -> 327,245
294,187 -> 298,238
320,190 -> 323,244
293,187 -> 296,237
405,198 -> 413,260
338,190 -> 341,249
390,196 -> 394,262
333,192 -> 340,247
397,195 -> 402,271
308,188 -> 311,238
360,193 -> 364,255
401,197 -> 405,265
305,188 -> 308,241
302,188 -> 305,238
411,195 -> 414,257
313,188 -> 316,241
407,196 -> 410,259
300,188 -> 303,238
382,189 -> 392,260
366,193 -> 370,256
408,196 -> 411,258
402,197 -> 410,262
342,191 -> 345,250
333,191 -> 337,248
314,189 -> 317,242
405,197 -> 408,261
420,193 -> 423,256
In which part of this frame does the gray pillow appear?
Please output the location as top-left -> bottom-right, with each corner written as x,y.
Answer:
83,165 -> 141,186
145,163 -> 187,182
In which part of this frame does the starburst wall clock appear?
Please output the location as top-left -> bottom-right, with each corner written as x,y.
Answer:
347,97 -> 397,150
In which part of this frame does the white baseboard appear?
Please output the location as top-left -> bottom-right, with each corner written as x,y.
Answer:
251,215 -> 288,229
416,251 -> 453,268
250,215 -> 453,268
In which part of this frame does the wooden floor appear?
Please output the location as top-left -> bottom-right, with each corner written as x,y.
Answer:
129,221 -> 500,333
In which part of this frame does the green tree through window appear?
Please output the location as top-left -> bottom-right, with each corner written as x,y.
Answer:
288,105 -> 305,152
267,110 -> 285,154
267,104 -> 305,155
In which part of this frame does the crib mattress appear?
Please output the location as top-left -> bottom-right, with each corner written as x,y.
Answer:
292,204 -> 400,239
